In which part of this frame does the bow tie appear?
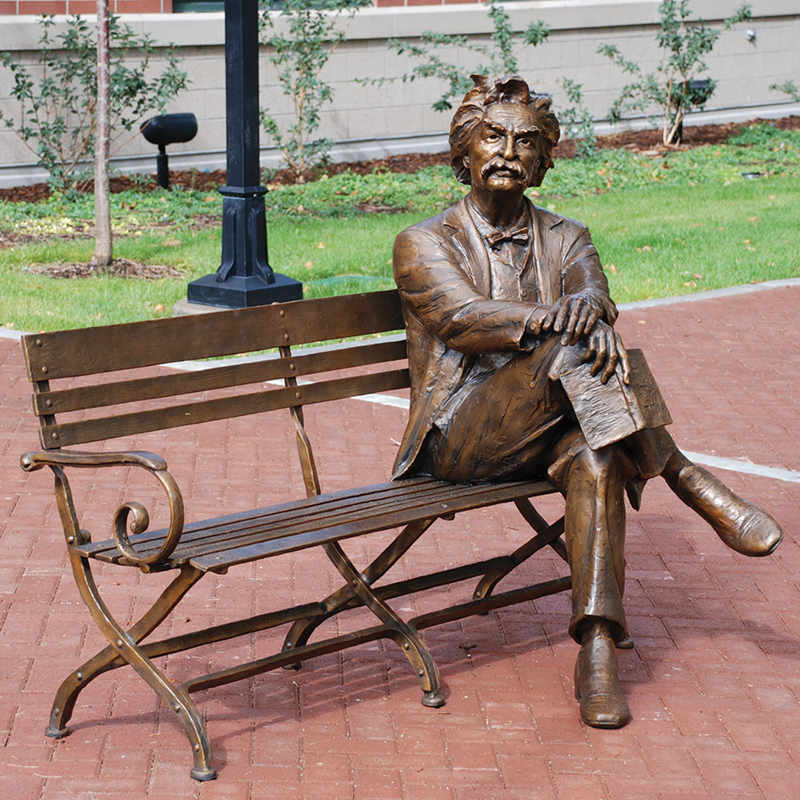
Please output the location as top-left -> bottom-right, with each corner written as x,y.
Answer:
485,225 -> 529,250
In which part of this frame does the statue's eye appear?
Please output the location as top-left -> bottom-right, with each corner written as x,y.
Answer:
518,136 -> 533,148
485,131 -> 501,142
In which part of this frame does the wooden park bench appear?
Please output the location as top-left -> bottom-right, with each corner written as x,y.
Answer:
19,289 -> 570,781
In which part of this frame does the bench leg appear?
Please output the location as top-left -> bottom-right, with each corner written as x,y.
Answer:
322,540 -> 446,708
63,555 -> 216,781
281,518 -> 435,667
47,563 -> 204,740
473,499 -> 567,604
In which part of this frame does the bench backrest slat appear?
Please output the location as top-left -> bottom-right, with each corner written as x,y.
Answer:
22,290 -> 410,450
22,290 -> 404,381
42,368 -> 410,448
32,338 -> 407,416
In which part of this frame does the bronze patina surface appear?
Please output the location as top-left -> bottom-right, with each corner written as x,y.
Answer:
392,74 -> 783,729
17,78 -> 785,781
20,290 -> 574,780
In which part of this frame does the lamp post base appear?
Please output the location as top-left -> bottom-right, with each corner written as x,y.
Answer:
187,272 -> 303,309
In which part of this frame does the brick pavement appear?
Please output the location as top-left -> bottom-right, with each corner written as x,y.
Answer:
0,284 -> 798,799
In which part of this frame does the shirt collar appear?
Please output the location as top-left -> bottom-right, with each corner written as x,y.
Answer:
465,196 -> 531,249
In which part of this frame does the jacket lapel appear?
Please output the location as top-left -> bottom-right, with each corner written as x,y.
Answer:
527,198 -> 564,305
441,199 -> 491,297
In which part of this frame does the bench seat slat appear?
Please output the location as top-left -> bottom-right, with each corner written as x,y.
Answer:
42,368 -> 410,448
76,477 -> 440,557
33,339 -> 408,416
191,479 -> 554,571
84,480 -> 468,561
81,479 -> 518,562
73,478 -> 555,571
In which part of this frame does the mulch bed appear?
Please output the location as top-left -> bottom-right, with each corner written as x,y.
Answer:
25,258 -> 184,280
2,116 -> 798,204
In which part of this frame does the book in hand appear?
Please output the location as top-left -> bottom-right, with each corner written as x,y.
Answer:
556,348 -> 672,450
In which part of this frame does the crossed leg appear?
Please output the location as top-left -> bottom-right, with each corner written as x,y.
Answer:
420,338 -> 637,726
417,335 -> 782,728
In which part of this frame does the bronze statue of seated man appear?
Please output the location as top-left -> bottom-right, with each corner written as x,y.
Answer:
391,75 -> 782,728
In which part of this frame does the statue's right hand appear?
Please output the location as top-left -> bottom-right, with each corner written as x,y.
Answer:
542,292 -> 604,345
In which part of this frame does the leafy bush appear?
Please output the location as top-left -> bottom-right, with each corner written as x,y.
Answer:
557,79 -> 598,158
378,3 -> 596,159
726,122 -> 784,147
259,0 -> 370,177
599,0 -> 751,145
0,14 -> 188,189
770,80 -> 800,103
382,0 -> 549,112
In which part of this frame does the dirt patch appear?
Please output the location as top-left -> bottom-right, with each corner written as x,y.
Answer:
26,258 -> 184,280
2,115 -> 798,203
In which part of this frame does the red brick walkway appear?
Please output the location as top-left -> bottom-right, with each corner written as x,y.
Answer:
1,285 -> 798,799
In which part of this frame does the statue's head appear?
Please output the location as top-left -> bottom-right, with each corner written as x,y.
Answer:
449,75 -> 560,189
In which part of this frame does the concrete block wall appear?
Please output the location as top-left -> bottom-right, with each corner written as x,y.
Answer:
0,1 -> 172,12
0,0 -> 797,185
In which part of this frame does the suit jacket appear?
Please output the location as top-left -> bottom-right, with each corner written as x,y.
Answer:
392,195 -> 617,478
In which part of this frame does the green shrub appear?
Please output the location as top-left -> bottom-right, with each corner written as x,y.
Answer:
0,14 -> 188,190
599,0 -> 751,145
259,0 -> 370,177
557,79 -> 598,158
770,80 -> 800,103
381,0 -> 549,112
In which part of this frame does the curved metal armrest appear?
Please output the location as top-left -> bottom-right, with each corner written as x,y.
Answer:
21,449 -> 167,472
20,449 -> 184,570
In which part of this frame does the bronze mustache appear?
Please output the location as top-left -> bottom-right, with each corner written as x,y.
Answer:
481,159 -> 527,180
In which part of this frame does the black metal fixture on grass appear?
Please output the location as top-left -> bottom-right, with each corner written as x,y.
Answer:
140,113 -> 198,189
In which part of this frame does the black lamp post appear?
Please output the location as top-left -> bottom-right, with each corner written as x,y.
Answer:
187,0 -> 302,308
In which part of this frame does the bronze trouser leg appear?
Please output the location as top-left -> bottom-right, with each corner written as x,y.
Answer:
562,442 -> 629,644
423,337 -> 633,644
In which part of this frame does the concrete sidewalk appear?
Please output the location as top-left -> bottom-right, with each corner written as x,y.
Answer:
1,284 -> 798,799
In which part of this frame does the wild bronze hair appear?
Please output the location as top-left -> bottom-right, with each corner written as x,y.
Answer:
449,74 -> 560,186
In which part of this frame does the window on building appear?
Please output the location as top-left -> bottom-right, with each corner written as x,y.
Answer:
173,1 -> 225,11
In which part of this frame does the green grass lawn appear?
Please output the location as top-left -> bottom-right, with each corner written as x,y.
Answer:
559,176 -> 798,302
1,123 -> 798,332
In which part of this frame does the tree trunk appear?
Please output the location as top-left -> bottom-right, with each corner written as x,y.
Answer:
93,0 -> 112,267
663,94 -> 684,146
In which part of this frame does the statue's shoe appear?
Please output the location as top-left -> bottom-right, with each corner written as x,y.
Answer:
666,464 -> 783,557
574,630 -> 631,729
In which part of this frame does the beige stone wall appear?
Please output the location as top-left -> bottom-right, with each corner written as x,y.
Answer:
0,1 -> 797,184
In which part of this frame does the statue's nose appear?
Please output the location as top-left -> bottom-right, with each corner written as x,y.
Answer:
502,133 -> 516,160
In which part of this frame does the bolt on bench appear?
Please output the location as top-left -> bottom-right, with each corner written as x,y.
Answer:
19,289 -> 570,781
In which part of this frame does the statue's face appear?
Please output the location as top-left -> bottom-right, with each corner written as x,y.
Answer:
463,102 -> 545,194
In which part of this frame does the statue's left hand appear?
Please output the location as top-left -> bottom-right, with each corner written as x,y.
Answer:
542,292 -> 605,345
581,320 -> 631,384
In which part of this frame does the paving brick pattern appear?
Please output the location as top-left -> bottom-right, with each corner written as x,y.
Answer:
1,286 -> 798,799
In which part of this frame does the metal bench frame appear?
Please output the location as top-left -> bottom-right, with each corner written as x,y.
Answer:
19,290 -> 569,781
